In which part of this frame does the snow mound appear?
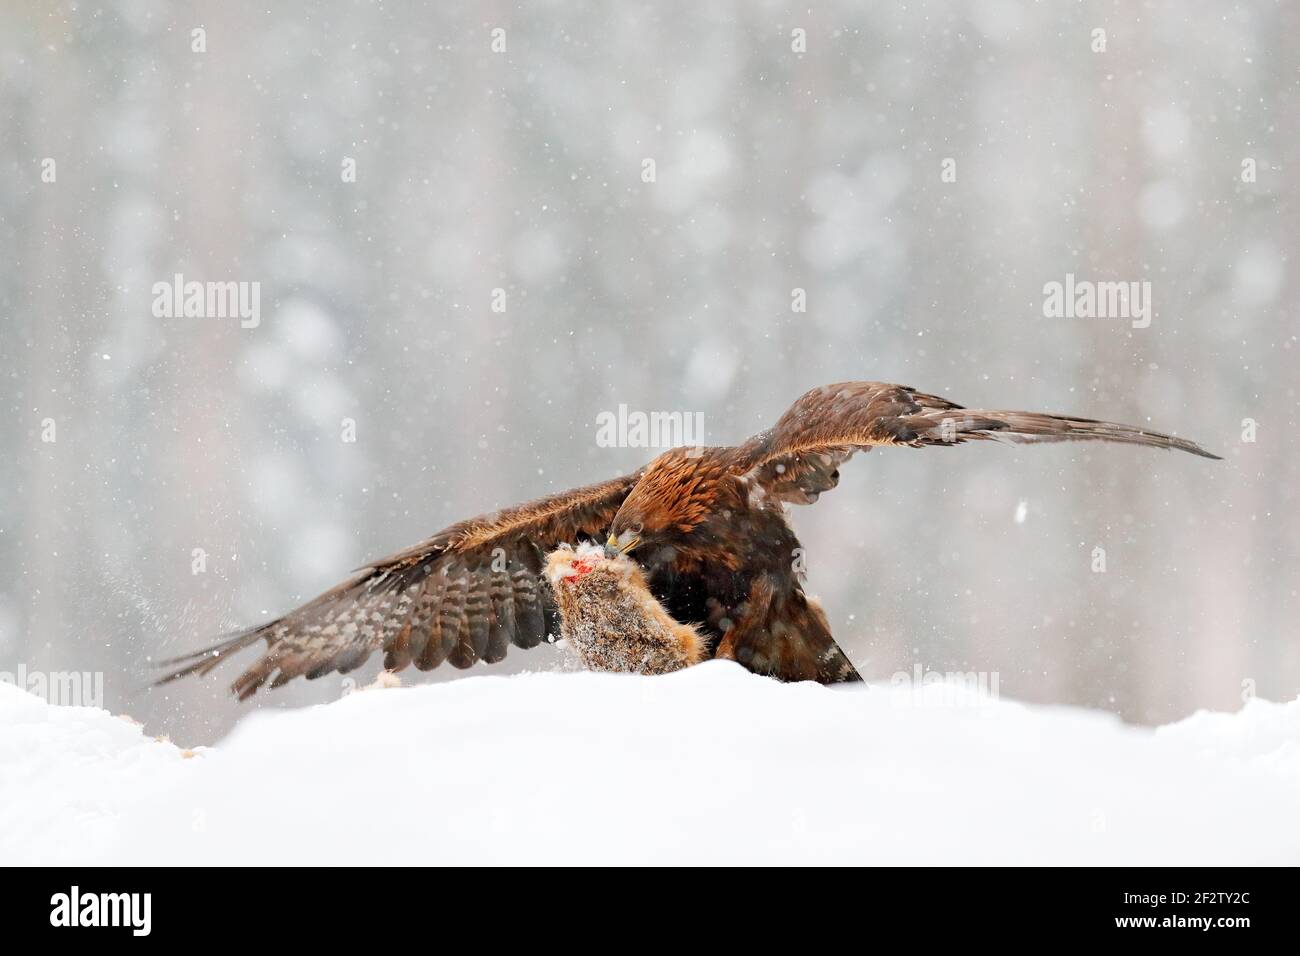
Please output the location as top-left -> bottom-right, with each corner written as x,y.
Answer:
3,663 -> 1298,865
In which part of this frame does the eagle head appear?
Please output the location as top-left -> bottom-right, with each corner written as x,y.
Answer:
605,448 -> 724,563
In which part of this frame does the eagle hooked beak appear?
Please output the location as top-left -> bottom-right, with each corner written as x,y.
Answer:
605,531 -> 641,558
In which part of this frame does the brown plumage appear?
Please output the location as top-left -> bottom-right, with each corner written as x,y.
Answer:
545,543 -> 706,674
157,381 -> 1218,698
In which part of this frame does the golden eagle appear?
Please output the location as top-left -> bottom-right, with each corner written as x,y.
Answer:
158,381 -> 1218,697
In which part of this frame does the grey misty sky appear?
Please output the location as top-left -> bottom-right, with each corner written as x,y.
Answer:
0,0 -> 1295,742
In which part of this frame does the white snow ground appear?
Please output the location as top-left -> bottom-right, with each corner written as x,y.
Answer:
2,661 -> 1297,865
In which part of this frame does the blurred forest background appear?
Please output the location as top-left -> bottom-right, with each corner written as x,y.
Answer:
1,1 -> 1295,744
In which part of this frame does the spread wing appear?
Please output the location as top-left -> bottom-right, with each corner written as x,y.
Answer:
156,473 -> 641,699
737,381 -> 1220,503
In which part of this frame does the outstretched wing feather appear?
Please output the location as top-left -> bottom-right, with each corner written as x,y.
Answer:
156,472 -> 640,697
736,381 -> 1219,503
